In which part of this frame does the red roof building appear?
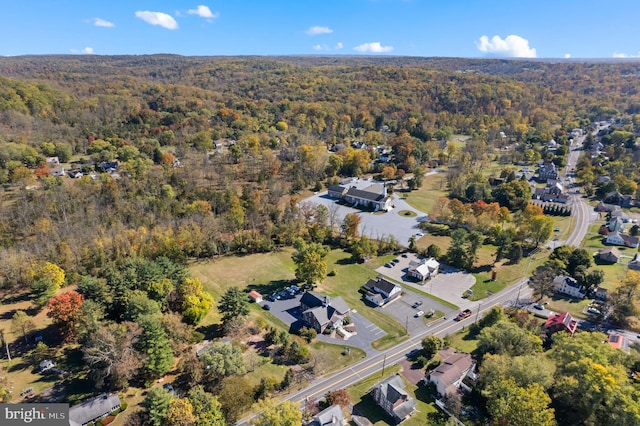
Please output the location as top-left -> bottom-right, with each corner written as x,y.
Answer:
248,290 -> 262,303
545,312 -> 578,335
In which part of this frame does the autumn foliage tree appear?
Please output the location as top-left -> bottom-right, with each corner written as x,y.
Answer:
47,290 -> 84,342
324,389 -> 351,407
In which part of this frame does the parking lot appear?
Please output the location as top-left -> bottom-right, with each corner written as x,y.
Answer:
259,291 -> 387,355
375,253 -> 479,311
301,177 -> 428,245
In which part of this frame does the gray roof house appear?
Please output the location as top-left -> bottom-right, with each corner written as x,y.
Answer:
307,404 -> 347,426
362,276 -> 402,306
596,247 -> 622,264
629,253 -> 640,271
371,375 -> 416,424
300,292 -> 350,333
428,347 -> 476,397
553,275 -> 586,299
343,184 -> 391,212
69,393 -> 121,426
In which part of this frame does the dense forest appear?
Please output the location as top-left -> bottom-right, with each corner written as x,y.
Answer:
2,55 -> 640,287
1,56 -> 640,425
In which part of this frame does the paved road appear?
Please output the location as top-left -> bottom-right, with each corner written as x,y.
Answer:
235,281 -> 531,425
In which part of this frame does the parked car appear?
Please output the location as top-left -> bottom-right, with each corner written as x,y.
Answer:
263,304 -> 271,311
533,303 -> 544,310
415,310 -> 425,317
412,301 -> 423,308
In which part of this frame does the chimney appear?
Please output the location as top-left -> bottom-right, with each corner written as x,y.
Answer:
323,296 -> 330,307
381,183 -> 387,197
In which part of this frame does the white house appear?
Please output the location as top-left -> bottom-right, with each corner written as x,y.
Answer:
428,348 -> 476,397
407,258 -> 440,281
553,275 -> 586,299
606,231 -> 640,248
362,276 -> 401,306
307,404 -> 347,426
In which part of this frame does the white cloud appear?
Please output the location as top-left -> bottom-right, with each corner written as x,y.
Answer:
71,47 -> 95,54
564,53 -> 571,58
306,26 -> 333,36
335,42 -> 344,49
613,52 -> 640,58
313,44 -> 328,51
353,42 -> 394,53
187,5 -> 219,19
476,34 -> 537,58
93,18 -> 114,28
135,11 -> 178,30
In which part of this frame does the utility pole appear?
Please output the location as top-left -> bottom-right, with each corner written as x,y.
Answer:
381,354 -> 387,377
475,303 -> 481,323
405,316 -> 409,335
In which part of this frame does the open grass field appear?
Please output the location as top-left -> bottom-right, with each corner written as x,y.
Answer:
399,173 -> 448,214
446,328 -> 480,354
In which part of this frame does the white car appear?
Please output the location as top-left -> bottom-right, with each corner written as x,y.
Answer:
415,311 -> 425,317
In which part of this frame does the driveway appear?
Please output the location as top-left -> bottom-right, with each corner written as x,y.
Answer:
302,177 -> 428,245
375,253 -> 478,312
259,293 -> 385,356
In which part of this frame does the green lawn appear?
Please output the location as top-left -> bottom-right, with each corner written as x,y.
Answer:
399,173 -> 448,214
545,296 -> 591,320
446,329 -> 480,354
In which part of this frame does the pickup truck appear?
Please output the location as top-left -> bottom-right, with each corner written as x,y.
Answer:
455,309 -> 472,321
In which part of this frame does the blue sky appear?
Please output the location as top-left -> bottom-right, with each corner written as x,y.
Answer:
2,1 -> 640,58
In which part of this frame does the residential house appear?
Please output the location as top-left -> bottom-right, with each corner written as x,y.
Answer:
605,217 -> 625,233
596,247 -> 622,264
39,359 -> 55,373
592,142 -> 605,155
327,184 -> 347,199
343,184 -> 392,212
594,286 -> 608,301
69,393 -> 121,426
547,139 -> 558,152
610,210 -> 630,223
537,161 -> 558,182
248,290 -> 262,303
553,275 -> 587,299
595,201 -> 620,213
307,404 -> 347,426
362,276 -> 402,306
371,375 -> 417,424
98,161 -> 119,173
533,180 -> 568,203
300,292 -> 351,333
49,167 -> 66,177
407,258 -> 440,281
606,231 -> 639,248
571,129 -> 584,138
629,253 -> 640,271
607,334 -> 630,352
46,156 -> 60,165
545,312 -> 578,335
428,347 -> 476,398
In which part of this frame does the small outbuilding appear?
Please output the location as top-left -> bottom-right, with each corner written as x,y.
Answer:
248,290 -> 263,303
